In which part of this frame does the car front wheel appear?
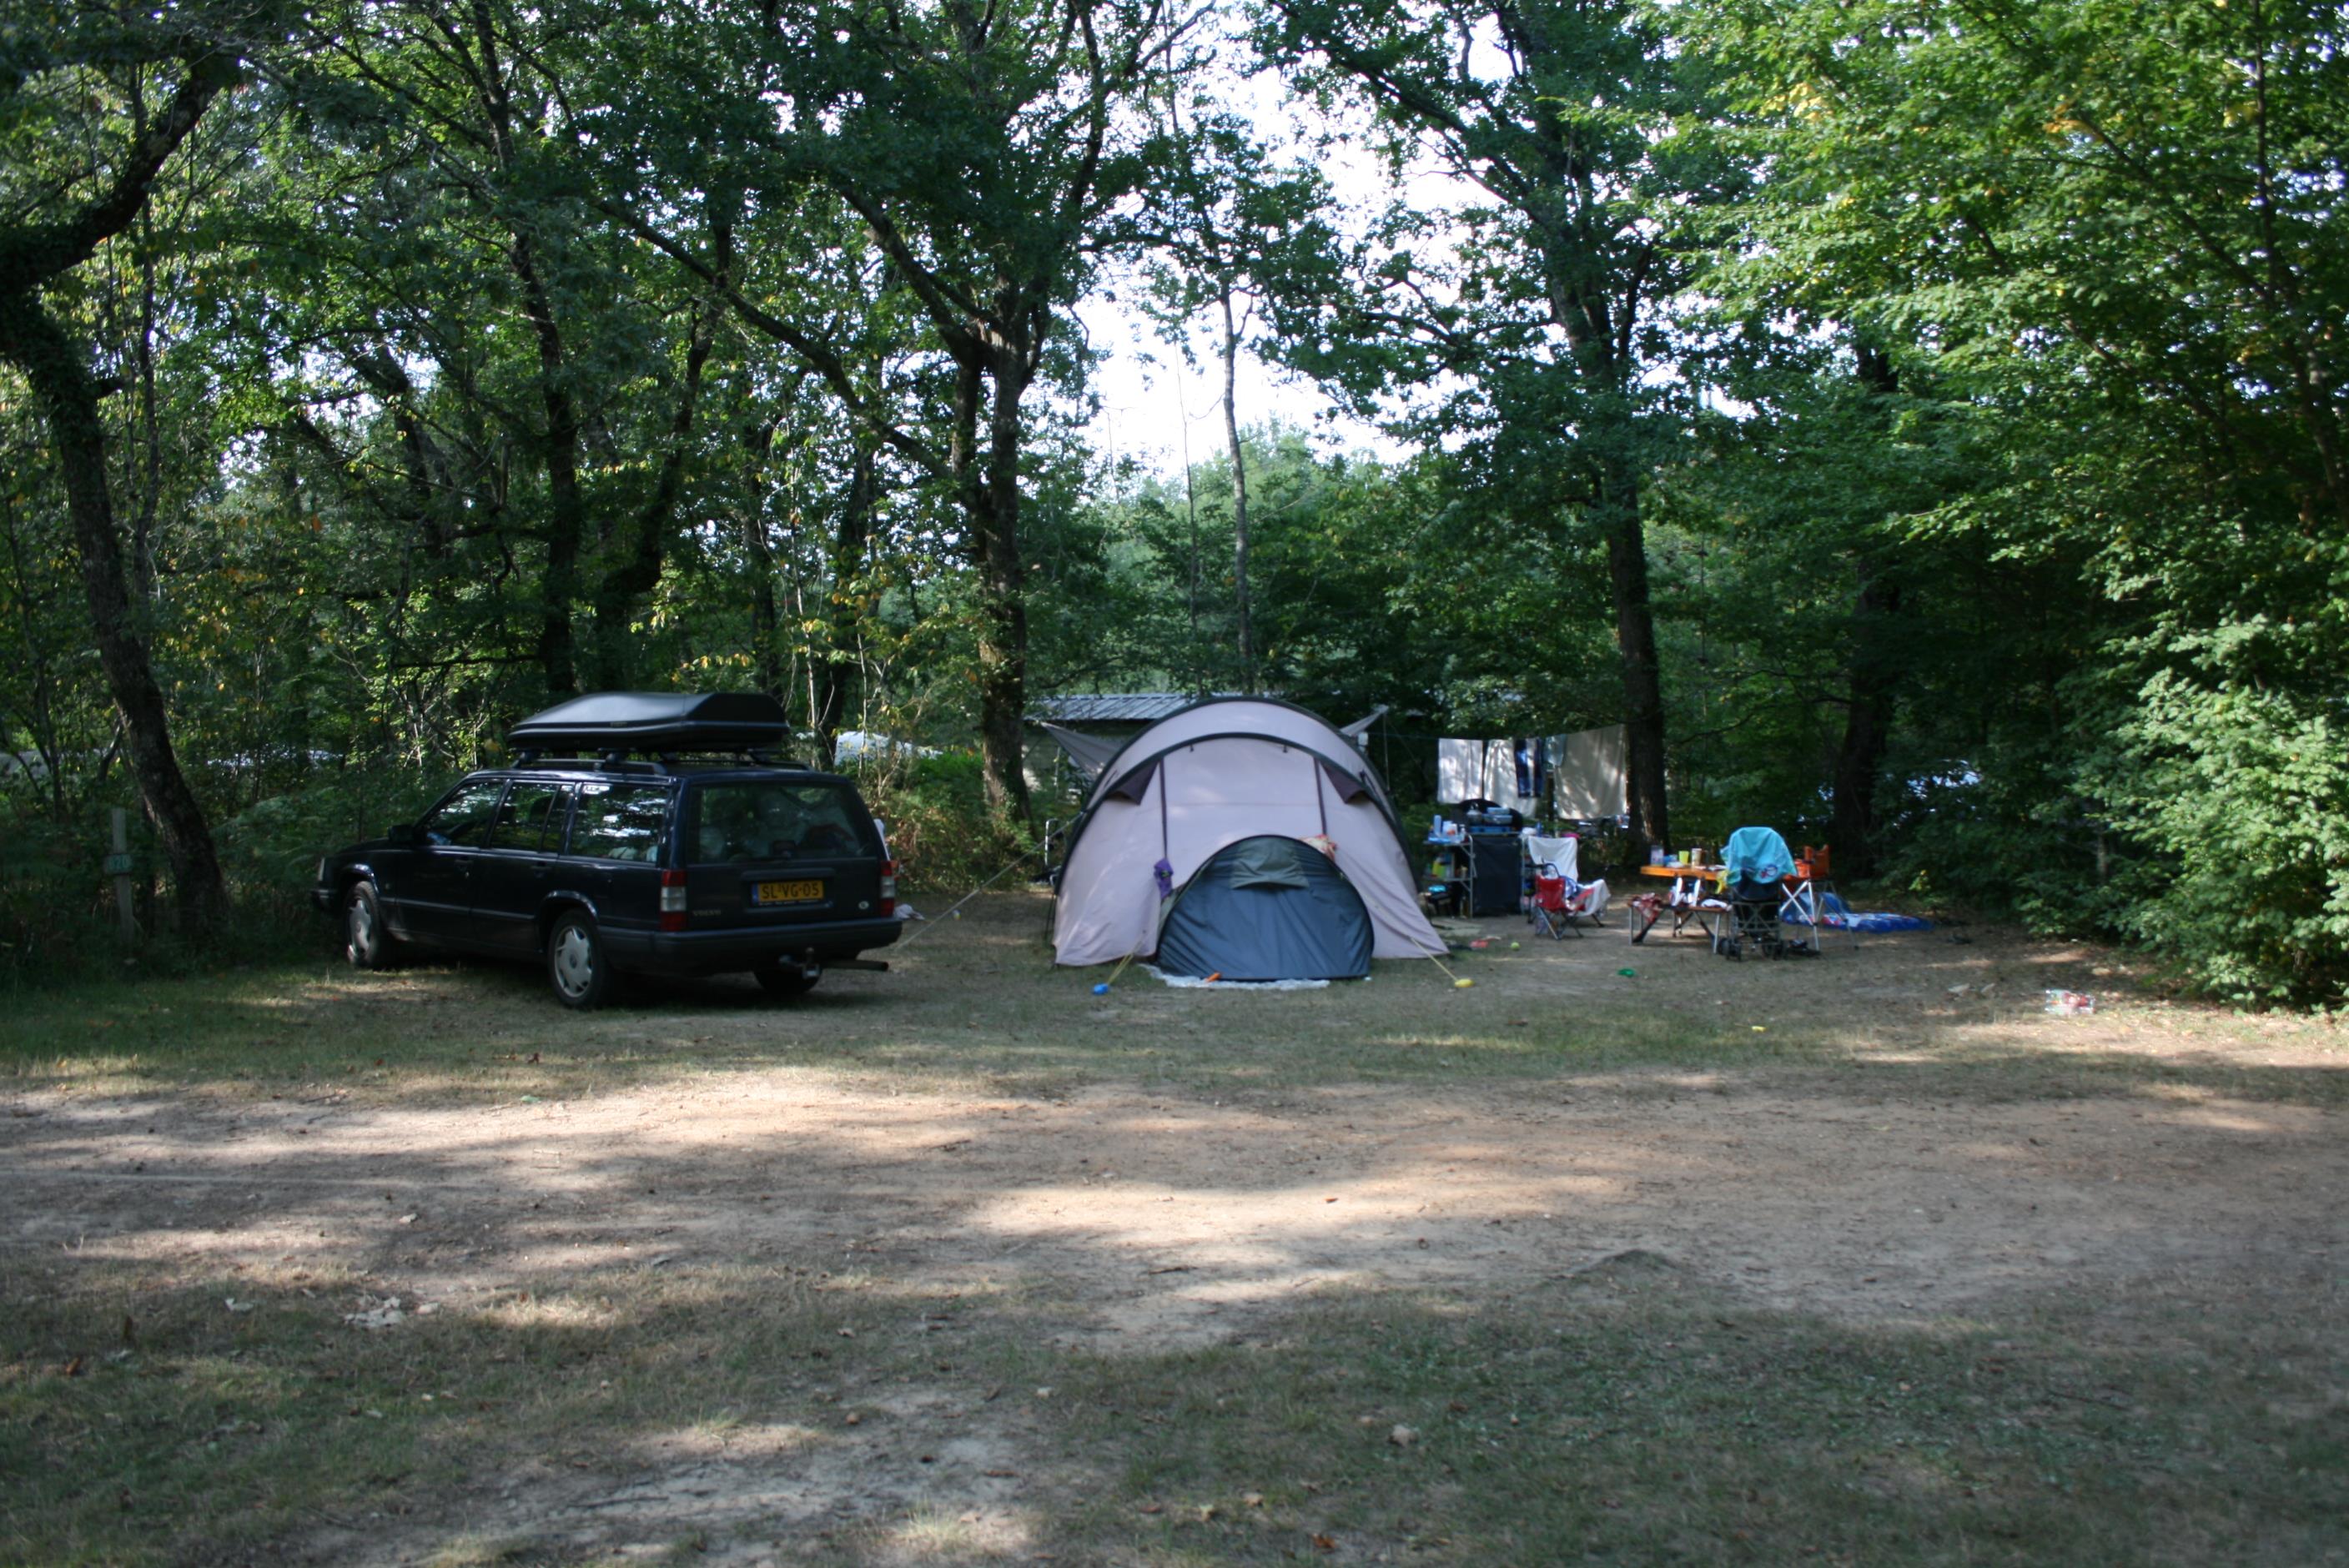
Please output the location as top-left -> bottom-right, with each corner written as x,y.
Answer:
345,882 -> 399,970
546,910 -> 615,1009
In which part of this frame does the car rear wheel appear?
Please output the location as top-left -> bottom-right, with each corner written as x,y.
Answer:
345,882 -> 399,970
547,911 -> 616,1009
754,961 -> 821,999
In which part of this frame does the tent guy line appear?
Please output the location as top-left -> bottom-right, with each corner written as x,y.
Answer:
889,842 -> 1051,948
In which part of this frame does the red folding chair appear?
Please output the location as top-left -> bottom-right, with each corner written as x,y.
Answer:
1529,867 -> 1602,939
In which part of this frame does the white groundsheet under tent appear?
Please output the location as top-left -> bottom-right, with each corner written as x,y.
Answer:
1051,698 -> 1446,970
1437,725 -> 1627,822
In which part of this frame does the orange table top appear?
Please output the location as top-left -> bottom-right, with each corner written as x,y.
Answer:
1637,864 -> 1827,882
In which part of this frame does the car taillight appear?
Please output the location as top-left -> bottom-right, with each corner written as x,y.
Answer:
659,868 -> 688,932
880,859 -> 898,917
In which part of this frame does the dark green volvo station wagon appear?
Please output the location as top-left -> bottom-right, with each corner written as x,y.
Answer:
311,693 -> 900,1008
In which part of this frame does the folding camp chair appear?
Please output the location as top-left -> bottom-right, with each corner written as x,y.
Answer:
1712,827 -> 1817,960
1713,877 -> 1783,960
1529,868 -> 1589,938
1524,834 -> 1607,939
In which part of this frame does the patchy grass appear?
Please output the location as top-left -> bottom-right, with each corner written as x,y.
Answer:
1041,1266 -> 2348,1565
0,1246 -> 1013,1566
3,893 -> 2344,1562
0,892 -> 2340,1112
6,1255 -> 2341,1565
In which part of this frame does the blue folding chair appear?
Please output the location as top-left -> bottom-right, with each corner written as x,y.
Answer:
1715,827 -> 1813,959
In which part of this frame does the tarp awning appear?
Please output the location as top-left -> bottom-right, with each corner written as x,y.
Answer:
1041,723 -> 1129,788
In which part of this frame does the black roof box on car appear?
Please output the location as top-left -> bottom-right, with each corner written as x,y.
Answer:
510,691 -> 793,754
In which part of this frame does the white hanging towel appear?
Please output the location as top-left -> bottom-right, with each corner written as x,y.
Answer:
1552,725 -> 1628,819
1437,738 -> 1486,804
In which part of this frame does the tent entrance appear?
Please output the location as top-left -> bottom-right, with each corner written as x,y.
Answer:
1155,836 -> 1374,981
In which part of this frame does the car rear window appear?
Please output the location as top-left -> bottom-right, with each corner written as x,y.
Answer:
568,782 -> 672,862
689,781 -> 871,865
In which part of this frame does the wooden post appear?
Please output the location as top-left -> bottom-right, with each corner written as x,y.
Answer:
106,807 -> 137,942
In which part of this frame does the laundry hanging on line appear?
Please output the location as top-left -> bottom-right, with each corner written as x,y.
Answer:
1437,726 -> 1627,821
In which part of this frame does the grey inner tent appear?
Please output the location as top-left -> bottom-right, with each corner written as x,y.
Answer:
1154,836 -> 1375,981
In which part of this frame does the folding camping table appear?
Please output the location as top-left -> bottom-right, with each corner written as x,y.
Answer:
1629,863 -> 1847,951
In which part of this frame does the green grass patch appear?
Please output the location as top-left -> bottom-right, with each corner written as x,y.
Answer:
2,892 -> 2341,1113
1035,1268 -> 2346,1565
1,1256 -> 956,1565
7,1256 -> 2340,1565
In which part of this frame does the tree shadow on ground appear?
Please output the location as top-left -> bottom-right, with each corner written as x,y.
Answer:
1,892 -> 2338,1110
7,1245 -> 2341,1565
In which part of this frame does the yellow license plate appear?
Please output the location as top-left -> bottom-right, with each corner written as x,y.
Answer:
753,879 -> 825,905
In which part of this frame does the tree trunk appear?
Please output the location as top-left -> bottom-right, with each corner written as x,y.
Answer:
511,237 -> 583,698
1832,569 -> 1902,880
350,350 -> 458,559
971,351 -> 1033,822
1598,454 -> 1668,856
0,289 -> 229,926
812,445 -> 877,766
588,297 -> 717,690
742,421 -> 785,705
0,489 -> 68,821
464,0 -> 583,697
1218,287 -> 1254,692
1833,343 -> 1907,879
1540,231 -> 1667,859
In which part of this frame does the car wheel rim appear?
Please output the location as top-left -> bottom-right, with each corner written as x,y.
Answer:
348,898 -> 372,957
553,925 -> 594,997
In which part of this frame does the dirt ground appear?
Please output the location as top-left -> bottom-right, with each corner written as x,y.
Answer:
6,892 -> 2344,1562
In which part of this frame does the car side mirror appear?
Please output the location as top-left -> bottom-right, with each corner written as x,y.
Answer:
385,822 -> 420,846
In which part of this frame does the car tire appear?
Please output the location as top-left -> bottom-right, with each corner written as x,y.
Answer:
344,882 -> 400,970
546,910 -> 616,1010
754,961 -> 821,999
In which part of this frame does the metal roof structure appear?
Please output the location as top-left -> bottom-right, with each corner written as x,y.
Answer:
1028,692 -> 1245,726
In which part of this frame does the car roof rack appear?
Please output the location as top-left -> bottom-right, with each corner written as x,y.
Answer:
509,750 -> 812,774
508,692 -> 802,766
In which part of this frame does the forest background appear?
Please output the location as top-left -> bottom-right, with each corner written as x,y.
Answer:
0,0 -> 2341,1005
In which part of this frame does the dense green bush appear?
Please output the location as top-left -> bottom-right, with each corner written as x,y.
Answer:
847,749 -> 1039,899
213,764 -> 442,927
2078,623 -> 2349,1009
0,765 -> 455,989
0,807 -> 131,987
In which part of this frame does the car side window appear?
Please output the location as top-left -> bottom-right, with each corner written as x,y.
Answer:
418,781 -> 506,847
486,781 -> 571,852
569,783 -> 672,862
